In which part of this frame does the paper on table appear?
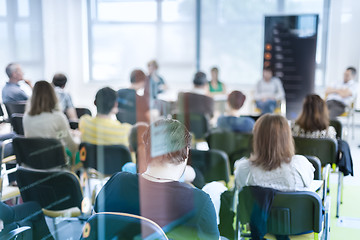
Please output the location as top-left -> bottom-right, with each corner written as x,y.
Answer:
309,180 -> 323,192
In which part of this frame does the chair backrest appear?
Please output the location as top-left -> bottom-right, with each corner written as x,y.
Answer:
16,167 -> 83,211
206,130 -> 253,173
116,89 -> 137,125
329,119 -> 342,139
76,107 -> 92,118
293,136 -> 338,166
81,212 -> 168,240
10,113 -> 24,135
4,101 -> 26,117
174,113 -> 210,140
12,137 -> 67,169
79,142 -> 132,175
237,186 -> 323,236
189,149 -> 230,184
305,155 -> 321,180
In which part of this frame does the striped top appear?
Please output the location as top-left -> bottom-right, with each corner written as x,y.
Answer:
79,115 -> 132,146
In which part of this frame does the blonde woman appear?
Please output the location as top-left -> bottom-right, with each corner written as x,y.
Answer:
235,114 -> 314,191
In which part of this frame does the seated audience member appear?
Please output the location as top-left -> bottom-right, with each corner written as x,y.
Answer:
254,66 -> 285,114
2,63 -> 32,103
52,73 -> 78,121
147,60 -> 167,98
127,122 -> 149,173
118,69 -> 155,123
79,87 -> 132,145
23,80 -> 78,161
292,94 -> 336,139
208,67 -> 226,95
217,90 -> 255,132
94,119 -> 220,239
0,201 -> 54,239
178,71 -> 214,118
234,114 -> 314,191
325,67 -> 357,119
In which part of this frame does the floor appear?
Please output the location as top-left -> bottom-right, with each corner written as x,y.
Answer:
329,118 -> 360,239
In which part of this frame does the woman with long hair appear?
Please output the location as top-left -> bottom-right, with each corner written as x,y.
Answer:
292,94 -> 336,139
234,114 -> 314,191
23,80 -> 78,163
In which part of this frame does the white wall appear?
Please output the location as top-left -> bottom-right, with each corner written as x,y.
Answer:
325,0 -> 360,106
40,0 -> 360,114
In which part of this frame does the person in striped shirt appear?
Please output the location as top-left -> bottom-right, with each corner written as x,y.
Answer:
79,87 -> 132,146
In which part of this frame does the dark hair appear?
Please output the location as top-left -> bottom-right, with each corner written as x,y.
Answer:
295,94 -> 329,132
346,67 -> 357,77
130,69 -> 147,84
193,71 -> 207,86
250,114 -> 294,171
228,91 -> 246,110
143,119 -> 192,165
28,81 -> 59,116
52,73 -> 67,88
263,66 -> 273,74
95,87 -> 117,115
5,63 -> 17,78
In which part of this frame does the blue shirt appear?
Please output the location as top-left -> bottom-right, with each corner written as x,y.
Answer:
217,115 -> 255,133
2,82 -> 28,103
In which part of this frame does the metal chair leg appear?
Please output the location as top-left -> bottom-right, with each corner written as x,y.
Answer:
336,172 -> 343,218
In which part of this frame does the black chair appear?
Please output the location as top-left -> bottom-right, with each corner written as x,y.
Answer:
0,103 -> 8,123
79,142 -> 132,176
76,107 -> 92,118
174,113 -> 210,141
330,119 -> 342,139
236,186 -> 325,240
10,113 -> 24,135
80,212 -> 168,240
305,155 -> 321,180
206,130 -> 253,173
16,167 -> 83,213
189,149 -> 231,185
4,101 -> 26,118
12,137 -> 68,169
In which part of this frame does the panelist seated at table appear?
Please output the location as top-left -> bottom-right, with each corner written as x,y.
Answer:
234,114 -> 314,191
177,71 -> 214,119
254,66 -> 285,114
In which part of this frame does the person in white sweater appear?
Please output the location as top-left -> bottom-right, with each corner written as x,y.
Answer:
23,80 -> 78,163
234,114 -> 314,191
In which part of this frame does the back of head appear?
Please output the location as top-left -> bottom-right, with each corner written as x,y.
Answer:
5,63 -> 18,78
29,80 -> 58,116
228,91 -> 246,110
130,69 -> 147,84
295,94 -> 329,131
52,73 -> 67,88
251,114 -> 294,171
147,60 -> 158,69
143,119 -> 192,165
95,87 -> 117,115
193,71 -> 207,87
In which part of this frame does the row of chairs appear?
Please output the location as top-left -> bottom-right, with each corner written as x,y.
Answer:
0,101 -> 92,134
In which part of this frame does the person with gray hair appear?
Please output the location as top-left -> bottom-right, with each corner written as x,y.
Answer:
94,119 -> 220,239
2,63 -> 32,103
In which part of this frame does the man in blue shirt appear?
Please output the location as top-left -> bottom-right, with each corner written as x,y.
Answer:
2,63 -> 32,103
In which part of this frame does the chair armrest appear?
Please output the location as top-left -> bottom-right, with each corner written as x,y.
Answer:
322,164 -> 331,203
0,226 -> 31,240
42,207 -> 81,218
2,155 -> 16,164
